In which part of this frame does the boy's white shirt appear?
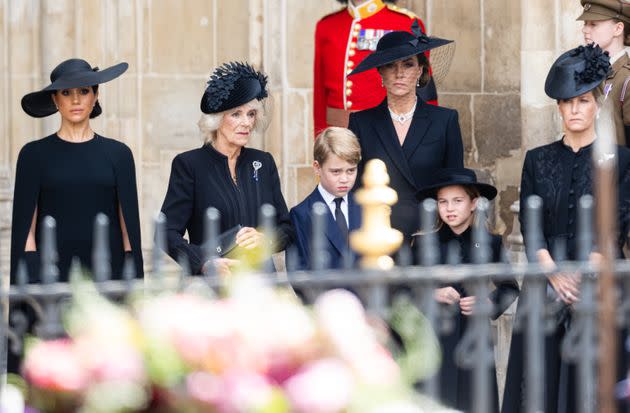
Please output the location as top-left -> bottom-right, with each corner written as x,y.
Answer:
317,183 -> 350,227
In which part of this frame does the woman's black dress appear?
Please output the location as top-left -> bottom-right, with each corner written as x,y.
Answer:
348,97 -> 464,240
501,139 -> 630,413
160,144 -> 294,274
8,133 -> 144,374
10,133 -> 144,282
414,225 -> 519,412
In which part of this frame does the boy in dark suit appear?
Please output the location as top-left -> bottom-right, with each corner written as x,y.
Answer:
289,127 -> 362,270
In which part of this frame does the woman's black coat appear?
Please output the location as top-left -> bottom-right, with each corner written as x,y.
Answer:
160,144 -> 294,274
348,97 -> 464,239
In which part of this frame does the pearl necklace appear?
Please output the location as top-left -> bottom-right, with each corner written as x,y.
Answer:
388,99 -> 417,124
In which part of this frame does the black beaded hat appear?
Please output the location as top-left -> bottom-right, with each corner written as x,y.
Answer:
415,168 -> 497,201
349,19 -> 453,79
200,62 -> 268,114
544,44 -> 611,100
21,58 -> 128,118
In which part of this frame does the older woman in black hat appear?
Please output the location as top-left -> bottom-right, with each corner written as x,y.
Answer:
347,20 -> 462,241
501,44 -> 630,413
160,62 -> 294,275
413,168 -> 519,412
12,58 -> 143,283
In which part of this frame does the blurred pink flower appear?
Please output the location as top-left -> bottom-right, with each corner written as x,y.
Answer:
23,339 -> 87,393
75,337 -> 146,383
284,358 -> 354,413
314,290 -> 400,385
187,370 -> 275,413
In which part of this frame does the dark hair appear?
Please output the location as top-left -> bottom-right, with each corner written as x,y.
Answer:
614,19 -> 630,46
417,53 -> 431,88
53,84 -> 102,118
336,0 -> 397,3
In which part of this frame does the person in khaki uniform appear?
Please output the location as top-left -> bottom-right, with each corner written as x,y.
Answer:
578,0 -> 630,146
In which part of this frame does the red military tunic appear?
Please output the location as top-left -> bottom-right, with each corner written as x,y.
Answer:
313,0 -> 433,136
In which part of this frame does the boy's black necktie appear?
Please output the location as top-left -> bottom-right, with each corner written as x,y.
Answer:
333,197 -> 349,239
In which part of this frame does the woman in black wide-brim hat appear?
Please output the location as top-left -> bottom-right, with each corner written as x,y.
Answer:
413,168 -> 519,412
159,62 -> 294,275
9,58 -> 144,373
11,58 -> 143,283
347,19 -> 462,241
501,44 -> 630,413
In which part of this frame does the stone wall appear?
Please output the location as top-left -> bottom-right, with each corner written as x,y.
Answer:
0,0 -> 586,274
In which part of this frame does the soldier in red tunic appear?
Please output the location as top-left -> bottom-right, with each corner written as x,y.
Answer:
313,0 -> 436,136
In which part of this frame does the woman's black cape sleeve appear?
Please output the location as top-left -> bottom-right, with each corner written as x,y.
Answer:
10,142 -> 41,284
113,143 -> 144,277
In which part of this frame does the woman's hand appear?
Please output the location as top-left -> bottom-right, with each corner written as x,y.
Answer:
548,272 -> 581,304
459,296 -> 476,316
434,287 -> 461,305
202,257 -> 239,277
235,227 -> 265,249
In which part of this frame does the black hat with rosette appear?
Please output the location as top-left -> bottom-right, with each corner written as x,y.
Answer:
200,62 -> 269,114
544,44 -> 611,100
21,58 -> 128,118
349,19 -> 454,84
415,168 -> 498,201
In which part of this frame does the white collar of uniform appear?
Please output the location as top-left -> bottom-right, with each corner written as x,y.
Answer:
609,47 -> 630,65
347,0 -> 385,19
317,183 -> 348,206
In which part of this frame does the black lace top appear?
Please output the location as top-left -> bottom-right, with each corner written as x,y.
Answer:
519,138 -> 630,260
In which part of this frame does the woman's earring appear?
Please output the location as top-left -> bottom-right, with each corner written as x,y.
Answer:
417,78 -> 421,87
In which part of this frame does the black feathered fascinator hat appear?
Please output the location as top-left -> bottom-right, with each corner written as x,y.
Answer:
544,44 -> 611,100
21,58 -> 128,118
200,62 -> 269,114
415,168 -> 497,201
349,19 -> 453,78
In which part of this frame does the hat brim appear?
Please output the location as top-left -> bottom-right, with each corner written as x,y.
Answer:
415,181 -> 498,202
349,38 -> 453,76
21,62 -> 128,118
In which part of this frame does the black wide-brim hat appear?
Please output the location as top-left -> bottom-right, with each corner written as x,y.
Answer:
349,19 -> 453,76
544,44 -> 611,100
415,168 -> 497,201
21,58 -> 128,118
201,62 -> 268,114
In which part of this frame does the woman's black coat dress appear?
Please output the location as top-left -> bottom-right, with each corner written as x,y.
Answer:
413,225 -> 519,413
160,144 -> 294,274
348,97 -> 464,240
10,134 -> 144,282
501,139 -> 630,413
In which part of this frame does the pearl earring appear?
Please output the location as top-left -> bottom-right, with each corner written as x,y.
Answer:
417,78 -> 421,87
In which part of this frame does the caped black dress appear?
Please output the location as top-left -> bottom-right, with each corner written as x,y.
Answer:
414,225 -> 519,412
10,133 -> 144,282
501,139 -> 630,413
160,144 -> 294,274
8,133 -> 144,374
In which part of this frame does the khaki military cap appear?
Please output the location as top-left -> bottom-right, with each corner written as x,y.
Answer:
577,0 -> 630,23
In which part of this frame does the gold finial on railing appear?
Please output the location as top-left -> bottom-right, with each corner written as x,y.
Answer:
350,159 -> 403,270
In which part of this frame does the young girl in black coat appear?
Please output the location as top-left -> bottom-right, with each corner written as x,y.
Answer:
412,167 -> 519,412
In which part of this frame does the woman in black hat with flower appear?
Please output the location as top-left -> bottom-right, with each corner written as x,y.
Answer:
160,62 -> 294,275
348,20 -> 462,241
501,44 -> 630,413
413,168 -> 519,412
11,58 -> 143,283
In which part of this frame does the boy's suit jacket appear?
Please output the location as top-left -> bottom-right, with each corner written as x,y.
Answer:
289,188 -> 361,270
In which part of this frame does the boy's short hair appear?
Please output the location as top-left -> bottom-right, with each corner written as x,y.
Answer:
314,127 -> 362,165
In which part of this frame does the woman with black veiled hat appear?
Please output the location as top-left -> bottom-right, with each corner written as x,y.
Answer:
347,20 -> 462,241
160,62 -> 294,275
501,44 -> 630,413
12,58 -> 144,283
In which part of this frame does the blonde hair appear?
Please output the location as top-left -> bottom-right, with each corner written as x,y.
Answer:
314,127 -> 361,165
198,98 -> 270,144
